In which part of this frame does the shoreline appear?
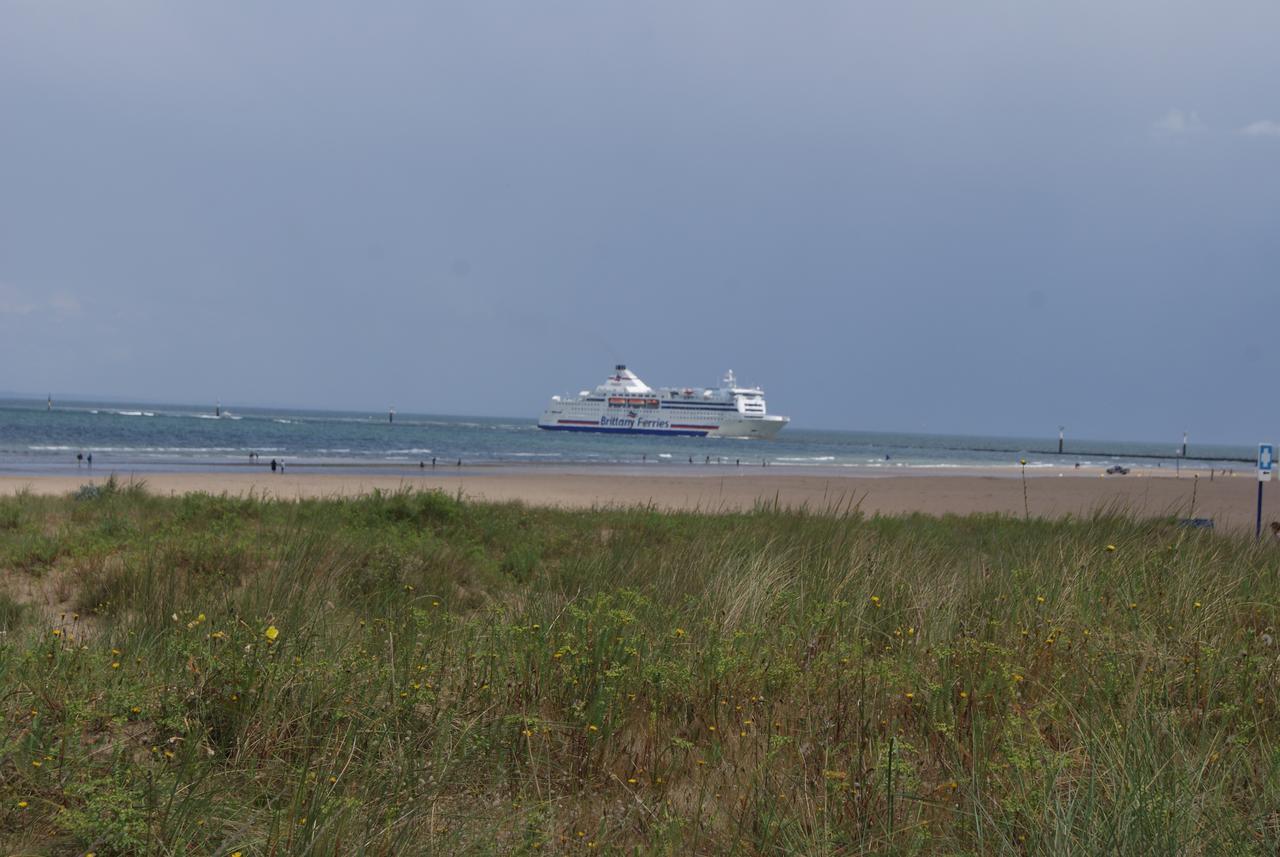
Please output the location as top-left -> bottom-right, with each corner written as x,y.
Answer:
0,457 -> 1250,480
2,468 -> 1270,532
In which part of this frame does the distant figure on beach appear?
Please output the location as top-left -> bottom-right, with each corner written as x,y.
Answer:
87,453 -> 92,468
279,460 -> 285,473
270,458 -> 278,472
688,456 -> 693,464
419,461 -> 425,469
76,452 -> 83,467
432,457 -> 436,468
456,459 -> 461,467
642,454 -> 646,462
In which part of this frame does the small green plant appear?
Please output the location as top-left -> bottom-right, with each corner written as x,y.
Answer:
0,591 -> 24,632
0,504 -> 21,531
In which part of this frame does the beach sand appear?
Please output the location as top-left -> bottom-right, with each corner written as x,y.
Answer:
1,468 -> 1270,532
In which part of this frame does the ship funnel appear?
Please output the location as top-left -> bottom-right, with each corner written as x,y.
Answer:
615,364 -> 627,371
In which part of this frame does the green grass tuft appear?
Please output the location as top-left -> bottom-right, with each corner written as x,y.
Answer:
0,491 -> 1277,854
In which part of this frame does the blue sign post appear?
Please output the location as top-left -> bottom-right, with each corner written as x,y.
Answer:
1258,443 -> 1274,540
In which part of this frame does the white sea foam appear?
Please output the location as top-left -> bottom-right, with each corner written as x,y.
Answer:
775,456 -> 836,462
32,445 -> 244,453
387,448 -> 432,455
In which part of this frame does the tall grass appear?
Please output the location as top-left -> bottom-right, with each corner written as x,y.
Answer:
0,488 -> 1277,854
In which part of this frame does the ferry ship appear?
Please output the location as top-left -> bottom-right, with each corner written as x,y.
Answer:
538,366 -> 789,438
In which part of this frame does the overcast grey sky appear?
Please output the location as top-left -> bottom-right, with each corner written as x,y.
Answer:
2,1 -> 1277,441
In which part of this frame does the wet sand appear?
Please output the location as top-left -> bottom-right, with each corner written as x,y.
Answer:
1,468 -> 1270,532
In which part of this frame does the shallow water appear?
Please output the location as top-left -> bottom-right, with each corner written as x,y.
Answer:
0,397 -> 1255,476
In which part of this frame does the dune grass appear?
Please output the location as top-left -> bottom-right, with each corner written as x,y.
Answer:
1,482 -> 1278,854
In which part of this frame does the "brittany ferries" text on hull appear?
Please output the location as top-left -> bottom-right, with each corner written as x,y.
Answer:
538,366 -> 789,439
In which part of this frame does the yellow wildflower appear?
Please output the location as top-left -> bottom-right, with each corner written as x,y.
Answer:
1105,544 -> 1117,552
264,625 -> 279,642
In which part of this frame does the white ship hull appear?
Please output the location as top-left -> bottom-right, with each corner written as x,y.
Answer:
538,408 -> 788,439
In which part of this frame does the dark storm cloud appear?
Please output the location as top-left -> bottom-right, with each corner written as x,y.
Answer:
2,0 -> 1278,442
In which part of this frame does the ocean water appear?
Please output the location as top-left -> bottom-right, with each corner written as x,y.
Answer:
0,397 -> 1257,476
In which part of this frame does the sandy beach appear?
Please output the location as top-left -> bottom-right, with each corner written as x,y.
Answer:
2,467 -> 1271,532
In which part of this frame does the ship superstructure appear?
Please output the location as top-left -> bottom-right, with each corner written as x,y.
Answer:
538,366 -> 788,438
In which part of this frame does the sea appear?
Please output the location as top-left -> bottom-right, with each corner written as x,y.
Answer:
0,397 -> 1257,477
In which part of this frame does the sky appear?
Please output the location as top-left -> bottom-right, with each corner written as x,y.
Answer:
2,1 -> 1278,442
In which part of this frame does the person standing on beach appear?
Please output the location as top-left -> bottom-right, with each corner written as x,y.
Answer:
76,452 -> 83,468
270,458 -> 277,472
87,453 -> 92,468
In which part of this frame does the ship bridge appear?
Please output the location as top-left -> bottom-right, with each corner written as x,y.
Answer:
594,365 -> 654,396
